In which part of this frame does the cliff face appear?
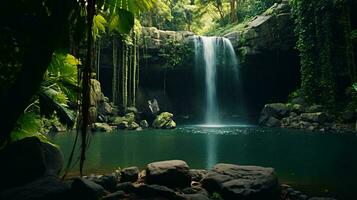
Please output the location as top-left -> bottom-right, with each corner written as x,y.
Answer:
98,0 -> 300,121
225,0 -> 294,56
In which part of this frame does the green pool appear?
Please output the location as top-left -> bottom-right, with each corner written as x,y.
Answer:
50,126 -> 357,199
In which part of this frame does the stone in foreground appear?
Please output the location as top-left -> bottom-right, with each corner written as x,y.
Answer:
202,164 -> 279,200
146,160 -> 191,188
121,166 -> 139,183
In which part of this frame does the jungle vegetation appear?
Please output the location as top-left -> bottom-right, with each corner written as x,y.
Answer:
0,0 -> 356,172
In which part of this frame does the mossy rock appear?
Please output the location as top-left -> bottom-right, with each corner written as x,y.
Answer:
128,122 -> 140,130
152,112 -> 176,129
164,120 -> 176,129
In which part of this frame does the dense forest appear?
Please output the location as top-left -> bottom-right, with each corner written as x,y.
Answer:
0,0 -> 357,200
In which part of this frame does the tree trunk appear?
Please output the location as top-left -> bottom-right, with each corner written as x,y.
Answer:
230,0 -> 237,23
80,0 -> 96,176
0,0 -> 71,143
132,34 -> 137,106
112,36 -> 118,104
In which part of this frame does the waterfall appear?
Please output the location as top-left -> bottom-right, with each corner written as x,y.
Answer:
194,36 -> 239,125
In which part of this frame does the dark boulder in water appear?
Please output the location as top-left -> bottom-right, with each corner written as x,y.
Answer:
202,163 -> 279,200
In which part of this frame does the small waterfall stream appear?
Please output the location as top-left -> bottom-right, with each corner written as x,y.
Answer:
194,36 -> 239,125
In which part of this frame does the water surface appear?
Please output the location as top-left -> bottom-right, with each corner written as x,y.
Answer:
51,126 -> 357,199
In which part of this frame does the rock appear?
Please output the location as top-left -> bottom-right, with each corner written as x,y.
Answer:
141,99 -> 161,124
89,79 -> 104,122
126,106 -> 138,114
165,120 -> 177,129
300,112 -> 329,124
89,106 -> 98,123
140,120 -> 150,128
291,97 -> 308,106
190,170 -> 208,182
114,113 -> 136,129
87,175 -> 117,192
291,104 -> 305,114
91,123 -> 113,132
128,122 -> 140,130
264,116 -> 281,127
136,184 -> 184,200
341,110 -> 355,122
306,105 -> 324,113
124,112 -> 136,123
41,143 -> 64,176
71,178 -> 106,200
146,160 -> 191,188
201,164 -> 279,200
148,99 -> 160,114
182,193 -> 210,200
152,112 -> 177,129
232,0 -> 294,55
98,102 -> 113,115
261,103 -> 290,118
117,121 -> 129,129
121,167 -> 139,183
115,182 -> 136,193
0,176 -> 70,200
0,137 -> 46,189
90,79 -> 102,107
102,191 -> 126,200
259,103 -> 290,126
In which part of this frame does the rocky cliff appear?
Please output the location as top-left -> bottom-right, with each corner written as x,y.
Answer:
98,0 -> 299,122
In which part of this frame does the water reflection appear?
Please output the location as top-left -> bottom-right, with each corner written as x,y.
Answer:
206,134 -> 217,169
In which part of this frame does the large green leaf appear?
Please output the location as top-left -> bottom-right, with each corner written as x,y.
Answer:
117,9 -> 134,34
93,14 -> 107,40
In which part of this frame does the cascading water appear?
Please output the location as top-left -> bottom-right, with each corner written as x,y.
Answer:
194,36 -> 239,125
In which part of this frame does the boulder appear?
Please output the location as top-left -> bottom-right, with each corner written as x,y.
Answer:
91,123 -> 113,132
264,116 -> 281,127
102,191 -> 126,200
165,120 -> 177,129
146,160 -> 191,188
71,178 -> 106,200
290,104 -> 305,114
121,167 -> 139,183
117,121 -> 129,129
190,169 -> 208,182
0,176 -> 70,200
124,112 -> 136,123
135,184 -> 184,200
201,164 -> 279,200
41,143 -> 64,176
341,110 -> 355,122
152,112 -> 177,129
260,103 -> 290,119
0,137 -> 46,189
182,193 -> 210,200
87,175 -> 117,192
128,122 -> 140,130
126,106 -> 138,114
140,120 -> 150,128
300,112 -> 329,124
148,99 -> 160,115
98,102 -> 113,116
115,182 -> 136,193
306,105 -> 324,113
